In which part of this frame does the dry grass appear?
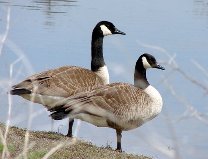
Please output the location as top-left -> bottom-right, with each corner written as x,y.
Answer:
0,123 -> 151,159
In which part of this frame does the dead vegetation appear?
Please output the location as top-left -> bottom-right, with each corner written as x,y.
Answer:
0,123 -> 151,159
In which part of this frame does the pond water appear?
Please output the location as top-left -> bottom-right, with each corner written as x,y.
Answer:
0,0 -> 208,159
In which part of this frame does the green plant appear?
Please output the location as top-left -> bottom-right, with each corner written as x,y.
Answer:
28,150 -> 47,159
0,143 -> 15,154
0,143 -> 4,153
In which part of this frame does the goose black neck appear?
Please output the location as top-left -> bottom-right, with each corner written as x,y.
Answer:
134,59 -> 150,89
91,32 -> 105,72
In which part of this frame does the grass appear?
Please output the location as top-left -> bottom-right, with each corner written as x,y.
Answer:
0,123 -> 152,159
0,142 -> 16,154
28,150 -> 47,159
0,143 -> 3,153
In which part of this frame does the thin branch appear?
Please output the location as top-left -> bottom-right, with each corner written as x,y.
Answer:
164,79 -> 208,125
42,138 -> 77,159
0,6 -> 10,56
191,59 -> 208,79
0,128 -> 10,159
2,56 -> 23,159
14,142 -> 35,159
177,68 -> 208,94
42,143 -> 65,159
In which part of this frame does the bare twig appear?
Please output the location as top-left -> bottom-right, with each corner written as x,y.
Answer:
42,138 -> 77,159
191,59 -> 208,79
14,142 -> 35,159
0,6 -> 10,55
164,79 -> 208,125
1,5 -> 11,159
176,68 -> 208,94
2,56 -> 23,159
0,128 -> 10,159
42,143 -> 65,159
163,112 -> 181,159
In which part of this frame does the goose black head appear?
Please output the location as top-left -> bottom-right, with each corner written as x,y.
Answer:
137,53 -> 165,70
93,21 -> 126,37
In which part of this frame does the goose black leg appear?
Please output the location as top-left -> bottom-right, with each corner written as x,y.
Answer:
66,119 -> 74,137
116,129 -> 122,152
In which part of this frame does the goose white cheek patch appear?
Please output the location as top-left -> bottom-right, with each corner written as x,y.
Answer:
142,57 -> 152,69
100,25 -> 112,36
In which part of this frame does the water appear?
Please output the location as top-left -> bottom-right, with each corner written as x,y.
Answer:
0,0 -> 208,159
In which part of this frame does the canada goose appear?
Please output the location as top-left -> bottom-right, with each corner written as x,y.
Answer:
50,53 -> 165,151
10,21 -> 125,137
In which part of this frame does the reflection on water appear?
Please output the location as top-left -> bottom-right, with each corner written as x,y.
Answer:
32,0 -> 77,26
32,0 -> 77,13
193,0 -> 208,18
0,0 -> 77,26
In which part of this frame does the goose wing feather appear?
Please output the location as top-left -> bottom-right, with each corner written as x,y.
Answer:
53,83 -> 153,120
12,66 -> 104,97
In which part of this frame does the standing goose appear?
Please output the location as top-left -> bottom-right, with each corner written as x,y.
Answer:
50,53 -> 165,151
10,21 -> 125,137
